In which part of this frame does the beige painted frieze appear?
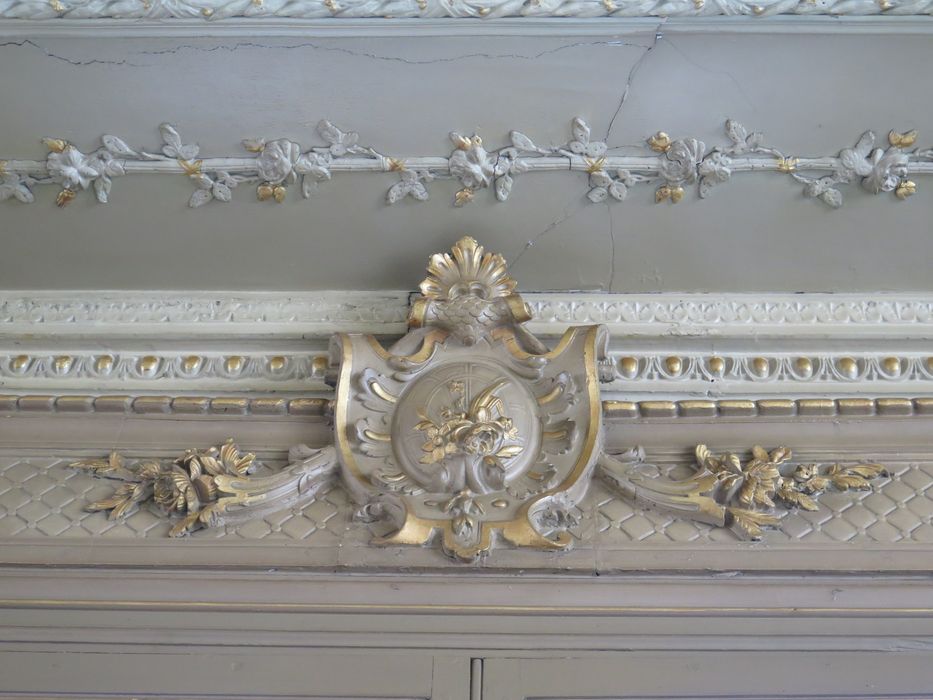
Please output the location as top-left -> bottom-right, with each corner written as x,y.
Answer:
2,119 -> 930,210
67,237 -> 888,560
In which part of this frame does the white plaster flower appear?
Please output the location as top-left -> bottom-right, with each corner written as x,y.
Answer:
698,151 -> 732,198
257,139 -> 302,184
862,147 -> 909,194
449,133 -> 495,190
47,146 -> 101,190
659,138 -> 705,185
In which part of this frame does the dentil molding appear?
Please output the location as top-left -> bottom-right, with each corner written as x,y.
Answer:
2,118 -> 930,210
1,0 -> 931,20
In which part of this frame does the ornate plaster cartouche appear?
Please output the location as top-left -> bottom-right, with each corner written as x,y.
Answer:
74,237 -> 887,560
2,0 -> 931,20
3,119 -> 930,210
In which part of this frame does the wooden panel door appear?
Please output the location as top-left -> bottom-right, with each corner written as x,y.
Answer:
482,652 -> 933,700
0,649 -> 469,699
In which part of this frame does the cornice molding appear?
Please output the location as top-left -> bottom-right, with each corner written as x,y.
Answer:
5,291 -> 933,339
6,292 -> 933,397
3,118 -> 930,210
1,0 -> 931,21
4,17 -> 933,38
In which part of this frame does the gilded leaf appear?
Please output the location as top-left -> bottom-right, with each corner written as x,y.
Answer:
729,508 -> 779,540
724,453 -> 742,474
169,512 -> 200,537
86,496 -> 126,512
754,485 -> 775,509
738,478 -> 756,507
198,454 -> 224,476
846,464 -> 887,479
799,475 -> 830,493
109,497 -> 138,520
769,446 -> 792,464
752,445 -> 769,462
496,445 -> 523,458
694,444 -> 713,469
830,473 -> 872,490
220,440 -> 255,476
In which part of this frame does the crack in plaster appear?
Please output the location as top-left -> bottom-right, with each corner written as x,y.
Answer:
604,20 -> 666,143
508,195 -> 587,270
0,38 -> 143,66
659,34 -> 757,113
606,202 -> 616,293
132,38 -> 653,66
0,36 -> 655,70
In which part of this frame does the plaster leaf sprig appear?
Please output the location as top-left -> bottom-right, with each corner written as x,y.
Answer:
793,129 -> 919,208
0,169 -> 35,204
189,170 -> 241,208
386,164 -> 433,204
698,119 -> 782,199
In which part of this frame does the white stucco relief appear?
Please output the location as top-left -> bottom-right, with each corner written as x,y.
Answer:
2,118 -> 930,210
0,0 -> 931,20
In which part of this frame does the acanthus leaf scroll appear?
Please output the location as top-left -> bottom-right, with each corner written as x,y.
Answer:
74,236 -> 888,560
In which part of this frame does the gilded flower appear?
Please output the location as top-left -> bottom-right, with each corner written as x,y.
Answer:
415,378 -> 523,494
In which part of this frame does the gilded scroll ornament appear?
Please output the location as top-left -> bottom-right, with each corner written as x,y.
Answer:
598,445 -> 887,539
73,439 -> 338,536
335,236 -> 605,559
72,236 -> 888,559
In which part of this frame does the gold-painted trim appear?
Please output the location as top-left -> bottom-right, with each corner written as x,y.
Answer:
4,394 -> 933,420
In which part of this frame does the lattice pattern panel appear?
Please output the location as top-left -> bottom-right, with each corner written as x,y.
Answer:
0,456 -> 932,544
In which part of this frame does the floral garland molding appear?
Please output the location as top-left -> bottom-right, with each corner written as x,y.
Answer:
2,0 -> 932,19
2,118 -> 930,210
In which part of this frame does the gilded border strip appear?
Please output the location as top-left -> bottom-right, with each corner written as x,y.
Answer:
3,394 -> 932,418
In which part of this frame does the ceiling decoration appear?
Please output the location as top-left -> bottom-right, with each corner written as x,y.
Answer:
70,236 -> 888,560
2,118 -> 929,211
1,0 -> 930,19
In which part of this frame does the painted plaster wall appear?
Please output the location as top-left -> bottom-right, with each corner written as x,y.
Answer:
0,20 -> 931,292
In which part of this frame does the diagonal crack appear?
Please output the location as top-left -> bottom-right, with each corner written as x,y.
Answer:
606,202 -> 616,292
604,20 -> 667,143
509,195 -> 587,269
660,35 -> 756,113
